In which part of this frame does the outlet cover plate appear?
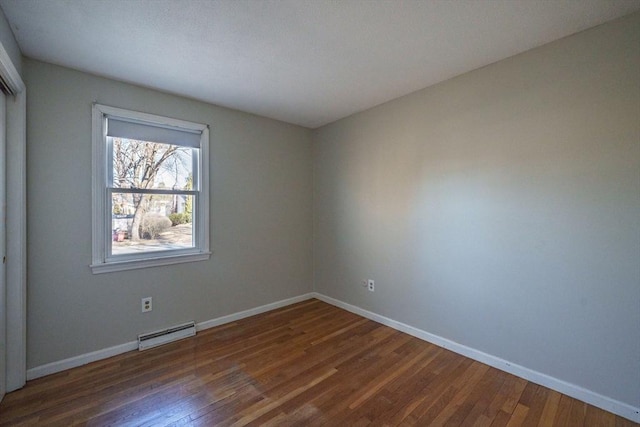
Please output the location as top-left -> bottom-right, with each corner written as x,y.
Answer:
142,297 -> 152,313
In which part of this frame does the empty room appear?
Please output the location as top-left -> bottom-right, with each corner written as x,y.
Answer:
0,0 -> 638,425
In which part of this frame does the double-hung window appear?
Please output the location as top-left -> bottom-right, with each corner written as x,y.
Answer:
91,104 -> 210,273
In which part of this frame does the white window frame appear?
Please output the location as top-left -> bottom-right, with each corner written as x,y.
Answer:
91,104 -> 210,274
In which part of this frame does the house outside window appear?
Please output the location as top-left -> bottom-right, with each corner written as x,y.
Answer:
91,104 -> 210,273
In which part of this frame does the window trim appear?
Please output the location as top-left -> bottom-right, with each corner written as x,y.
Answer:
91,104 -> 210,274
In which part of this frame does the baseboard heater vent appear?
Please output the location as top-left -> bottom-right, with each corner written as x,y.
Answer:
138,321 -> 196,351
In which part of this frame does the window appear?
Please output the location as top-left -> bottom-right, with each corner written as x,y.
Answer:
91,104 -> 210,273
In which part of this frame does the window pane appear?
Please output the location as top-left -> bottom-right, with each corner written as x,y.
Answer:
110,137 -> 194,190
111,192 -> 194,255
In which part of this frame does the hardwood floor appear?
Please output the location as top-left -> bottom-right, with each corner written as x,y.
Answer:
0,299 -> 636,426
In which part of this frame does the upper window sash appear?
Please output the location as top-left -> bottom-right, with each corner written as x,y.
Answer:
107,137 -> 197,190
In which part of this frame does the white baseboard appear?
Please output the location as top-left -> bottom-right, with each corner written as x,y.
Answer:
27,341 -> 138,380
311,292 -> 640,423
196,293 -> 315,331
26,293 -> 315,381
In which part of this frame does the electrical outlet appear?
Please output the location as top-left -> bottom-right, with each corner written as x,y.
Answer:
367,279 -> 375,292
141,297 -> 152,313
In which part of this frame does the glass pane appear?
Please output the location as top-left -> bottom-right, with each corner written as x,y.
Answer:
111,192 -> 194,255
110,137 -> 195,190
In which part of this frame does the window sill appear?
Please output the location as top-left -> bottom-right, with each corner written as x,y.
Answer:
90,251 -> 211,274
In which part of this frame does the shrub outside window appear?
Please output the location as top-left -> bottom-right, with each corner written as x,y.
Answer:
91,104 -> 210,273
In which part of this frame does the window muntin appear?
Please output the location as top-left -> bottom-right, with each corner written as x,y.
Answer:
92,104 -> 210,273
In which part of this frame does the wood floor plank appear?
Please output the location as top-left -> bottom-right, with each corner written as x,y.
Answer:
537,390 -> 562,427
0,299 -> 636,427
505,403 -> 530,427
458,368 -> 509,427
567,399 -> 587,427
584,404 -> 616,427
521,384 -> 549,427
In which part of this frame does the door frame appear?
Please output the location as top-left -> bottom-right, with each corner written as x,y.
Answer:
0,87 -> 5,401
0,41 -> 26,392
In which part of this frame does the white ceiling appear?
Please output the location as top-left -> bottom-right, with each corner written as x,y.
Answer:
1,0 -> 639,128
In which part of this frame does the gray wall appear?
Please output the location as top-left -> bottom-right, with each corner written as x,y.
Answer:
24,59 -> 313,368
313,12 -> 640,407
0,7 -> 20,75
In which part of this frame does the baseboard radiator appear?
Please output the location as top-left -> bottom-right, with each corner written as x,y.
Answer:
138,321 -> 196,351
